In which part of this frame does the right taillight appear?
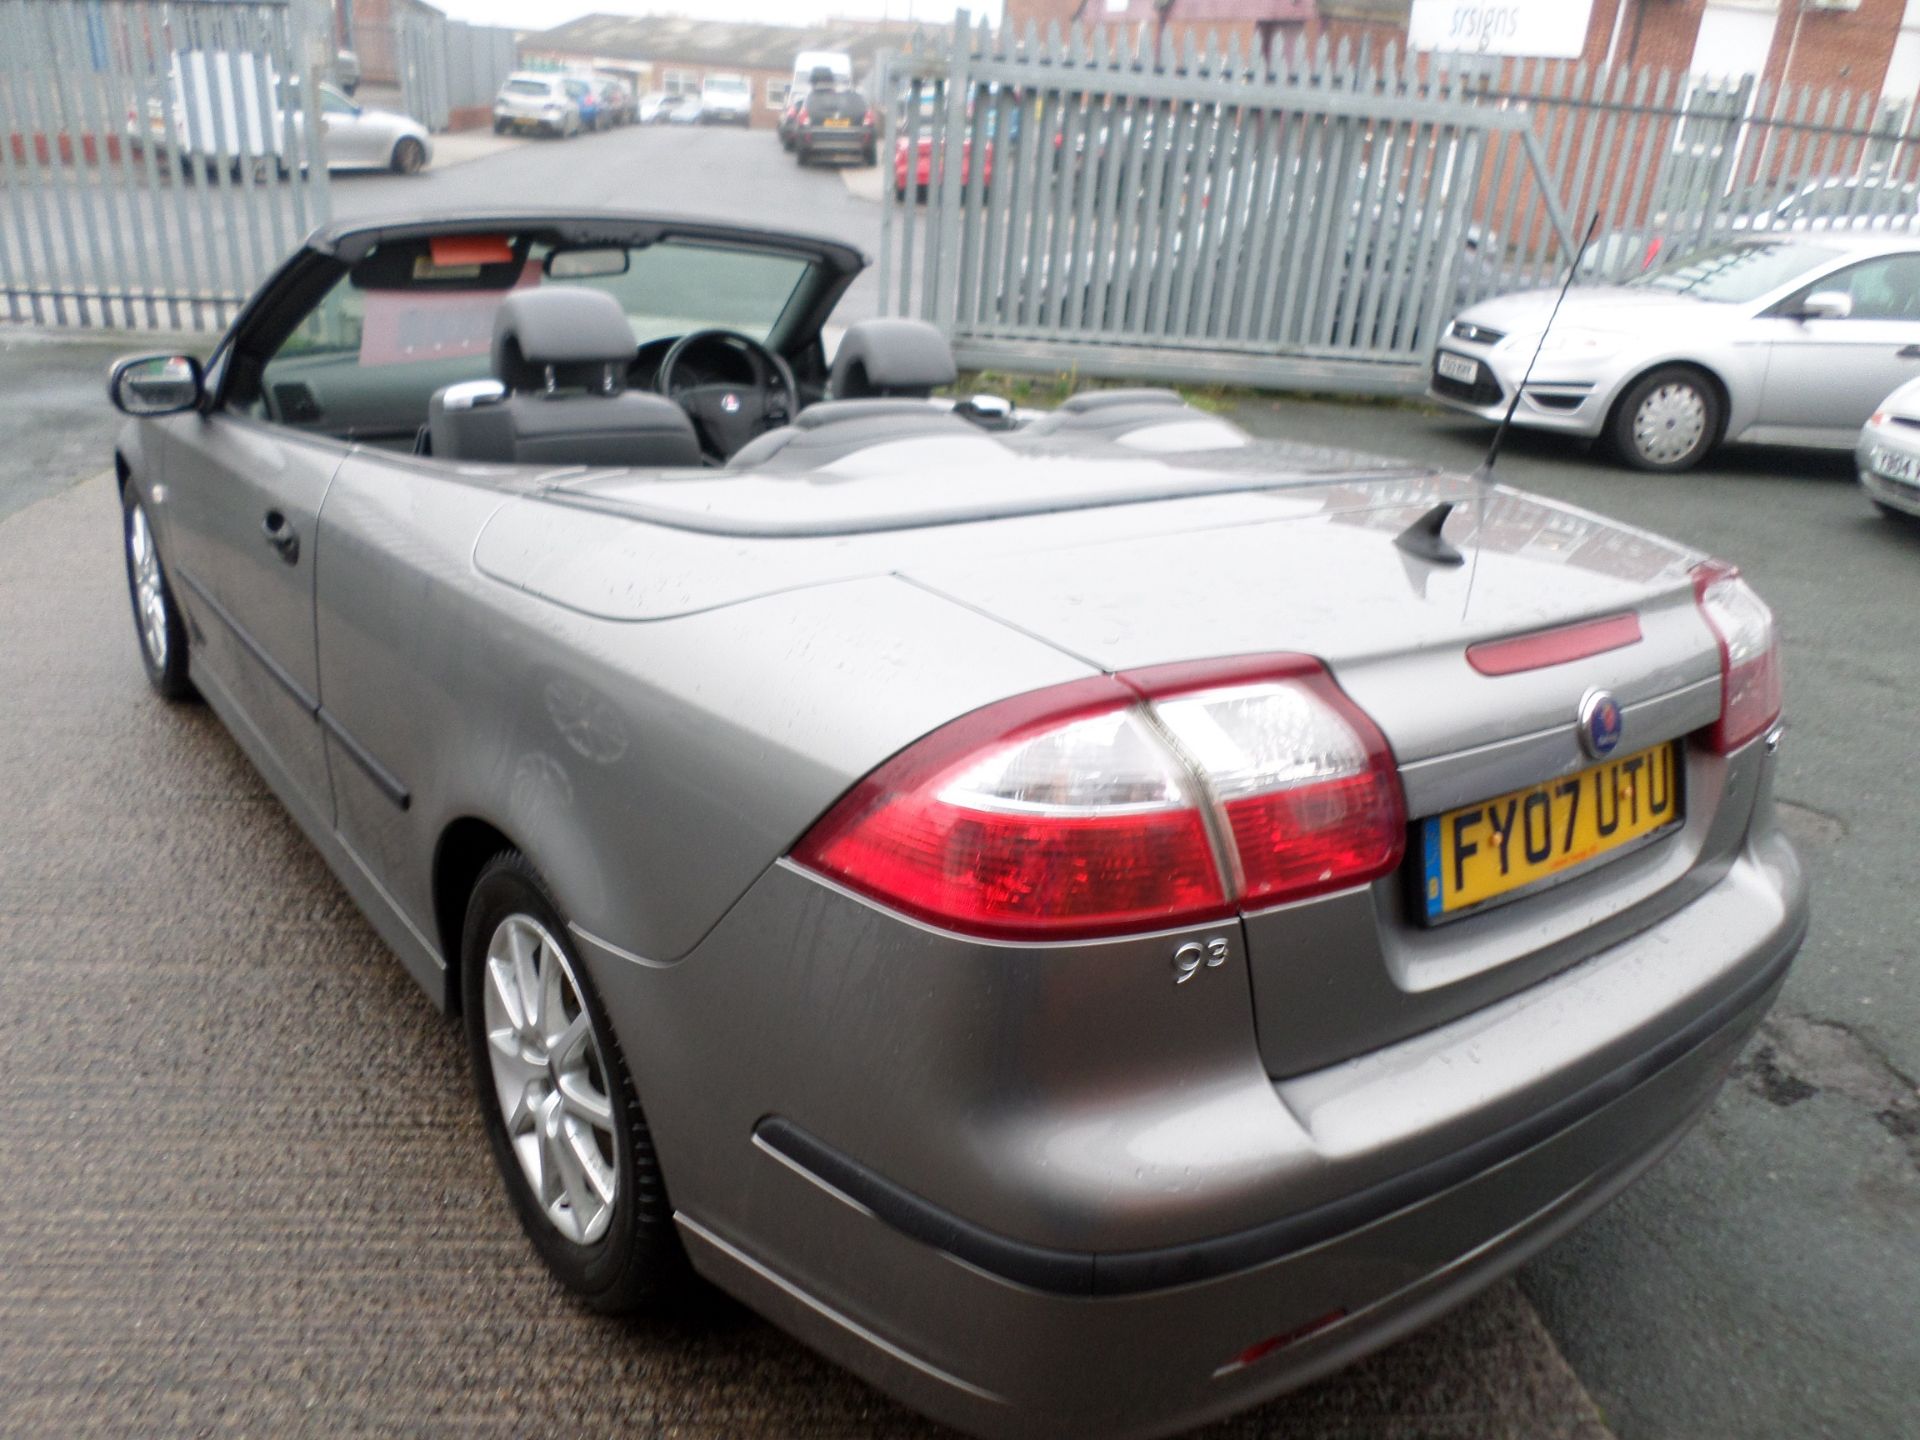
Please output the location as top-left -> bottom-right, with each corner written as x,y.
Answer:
1692,560 -> 1782,753
791,657 -> 1404,940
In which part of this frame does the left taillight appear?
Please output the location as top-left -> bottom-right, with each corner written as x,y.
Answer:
1692,560 -> 1783,753
791,657 -> 1405,941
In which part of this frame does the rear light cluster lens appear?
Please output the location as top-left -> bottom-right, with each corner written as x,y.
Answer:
793,658 -> 1405,940
1692,561 -> 1783,753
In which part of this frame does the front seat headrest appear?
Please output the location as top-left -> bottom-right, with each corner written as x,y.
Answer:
829,317 -> 957,400
493,287 -> 637,392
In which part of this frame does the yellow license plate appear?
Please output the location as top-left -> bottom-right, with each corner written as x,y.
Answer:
824,117 -> 852,127
1419,741 -> 1682,923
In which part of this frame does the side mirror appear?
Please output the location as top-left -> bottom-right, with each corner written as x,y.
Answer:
108,353 -> 203,416
1795,290 -> 1853,321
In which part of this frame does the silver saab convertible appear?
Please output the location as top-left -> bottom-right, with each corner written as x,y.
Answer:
108,210 -> 1808,1440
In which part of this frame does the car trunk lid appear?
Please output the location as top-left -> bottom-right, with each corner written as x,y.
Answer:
897,486 -> 1730,1077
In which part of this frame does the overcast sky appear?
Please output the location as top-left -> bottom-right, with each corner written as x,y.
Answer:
434,0 -> 1004,29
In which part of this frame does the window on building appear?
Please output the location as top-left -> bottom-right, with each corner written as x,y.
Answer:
662,70 -> 698,98
767,79 -> 790,109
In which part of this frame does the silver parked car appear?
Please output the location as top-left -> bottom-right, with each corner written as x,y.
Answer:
494,72 -> 581,137
1434,234 -> 1920,471
1857,376 -> 1920,522
129,59 -> 430,176
106,210 -> 1806,1440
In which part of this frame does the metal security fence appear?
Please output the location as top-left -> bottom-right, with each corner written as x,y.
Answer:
1477,59 -> 1920,292
878,20 -> 1571,394
881,16 -> 1920,395
394,10 -> 517,134
0,0 -> 332,331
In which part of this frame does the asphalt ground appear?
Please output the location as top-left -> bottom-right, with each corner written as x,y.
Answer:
0,407 -> 1610,1435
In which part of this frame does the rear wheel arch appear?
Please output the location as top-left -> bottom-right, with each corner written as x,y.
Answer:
433,816 -> 516,1012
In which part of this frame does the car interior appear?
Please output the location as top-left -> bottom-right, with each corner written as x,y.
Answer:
223,222 -> 1233,472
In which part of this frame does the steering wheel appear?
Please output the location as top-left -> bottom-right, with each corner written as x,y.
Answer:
656,328 -> 799,461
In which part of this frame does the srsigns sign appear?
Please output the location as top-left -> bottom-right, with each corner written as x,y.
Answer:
1408,0 -> 1596,59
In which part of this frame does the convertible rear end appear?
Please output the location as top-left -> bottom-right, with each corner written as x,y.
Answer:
521,415 -> 1804,1439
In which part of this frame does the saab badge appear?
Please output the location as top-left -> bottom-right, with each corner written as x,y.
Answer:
1579,689 -> 1624,759
720,392 -> 742,413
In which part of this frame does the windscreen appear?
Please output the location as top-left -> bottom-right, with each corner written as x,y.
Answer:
1625,240 -> 1842,303
252,234 -> 818,440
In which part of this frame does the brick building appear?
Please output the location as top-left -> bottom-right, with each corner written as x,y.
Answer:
1006,1 -> 1920,108
521,14 -> 910,130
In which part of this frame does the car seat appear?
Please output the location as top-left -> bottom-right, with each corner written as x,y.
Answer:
429,287 -> 703,467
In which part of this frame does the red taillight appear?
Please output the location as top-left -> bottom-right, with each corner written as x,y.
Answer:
792,657 -> 1405,940
1692,561 -> 1782,753
862,108 -> 875,126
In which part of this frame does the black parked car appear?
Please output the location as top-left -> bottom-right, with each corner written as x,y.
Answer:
794,79 -> 875,167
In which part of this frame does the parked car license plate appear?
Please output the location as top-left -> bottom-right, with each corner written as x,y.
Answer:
1871,445 -> 1920,487
824,117 -> 852,128
1436,351 -> 1480,385
1419,741 -> 1682,923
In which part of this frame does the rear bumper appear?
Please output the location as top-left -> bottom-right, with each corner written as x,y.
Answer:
662,826 -> 1804,1439
798,127 -> 874,156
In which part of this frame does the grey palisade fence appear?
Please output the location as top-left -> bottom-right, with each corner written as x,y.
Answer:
0,0 -> 335,331
878,15 -> 1920,397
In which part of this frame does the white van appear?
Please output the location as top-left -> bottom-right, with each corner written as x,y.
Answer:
790,50 -> 852,97
699,73 -> 753,126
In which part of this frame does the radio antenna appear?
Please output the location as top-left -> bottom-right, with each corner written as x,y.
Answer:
1473,211 -> 1602,485
1397,211 -> 1602,567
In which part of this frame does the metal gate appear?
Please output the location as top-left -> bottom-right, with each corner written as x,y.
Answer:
394,10 -> 518,135
878,18 -> 1571,394
0,0 -> 331,332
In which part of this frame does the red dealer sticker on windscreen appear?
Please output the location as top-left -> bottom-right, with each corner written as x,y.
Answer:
357,257 -> 538,368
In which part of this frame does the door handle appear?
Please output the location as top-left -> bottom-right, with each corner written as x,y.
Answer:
262,510 -> 300,565
1899,345 -> 1920,360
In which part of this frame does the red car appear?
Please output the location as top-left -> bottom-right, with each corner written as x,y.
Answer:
893,133 -> 993,201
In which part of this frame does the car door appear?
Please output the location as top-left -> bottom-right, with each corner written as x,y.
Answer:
1756,252 -> 1920,436
318,84 -> 379,169
152,374 -> 342,827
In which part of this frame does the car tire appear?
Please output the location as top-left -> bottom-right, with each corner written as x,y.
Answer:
862,143 -> 877,167
493,118 -> 507,135
1609,365 -> 1721,472
461,851 -> 689,1315
121,484 -> 194,702
390,137 -> 425,175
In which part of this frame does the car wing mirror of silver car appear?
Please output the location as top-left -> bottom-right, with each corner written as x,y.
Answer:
1793,290 -> 1853,322
108,353 -> 204,417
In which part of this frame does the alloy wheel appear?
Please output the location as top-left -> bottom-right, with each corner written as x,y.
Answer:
1632,382 -> 1707,467
128,502 -> 169,670
480,913 -> 618,1245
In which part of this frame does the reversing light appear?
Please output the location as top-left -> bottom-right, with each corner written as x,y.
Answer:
792,657 -> 1405,940
1692,561 -> 1782,753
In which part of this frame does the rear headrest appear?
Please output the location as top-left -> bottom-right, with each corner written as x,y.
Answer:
829,317 -> 957,399
493,287 -> 637,392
